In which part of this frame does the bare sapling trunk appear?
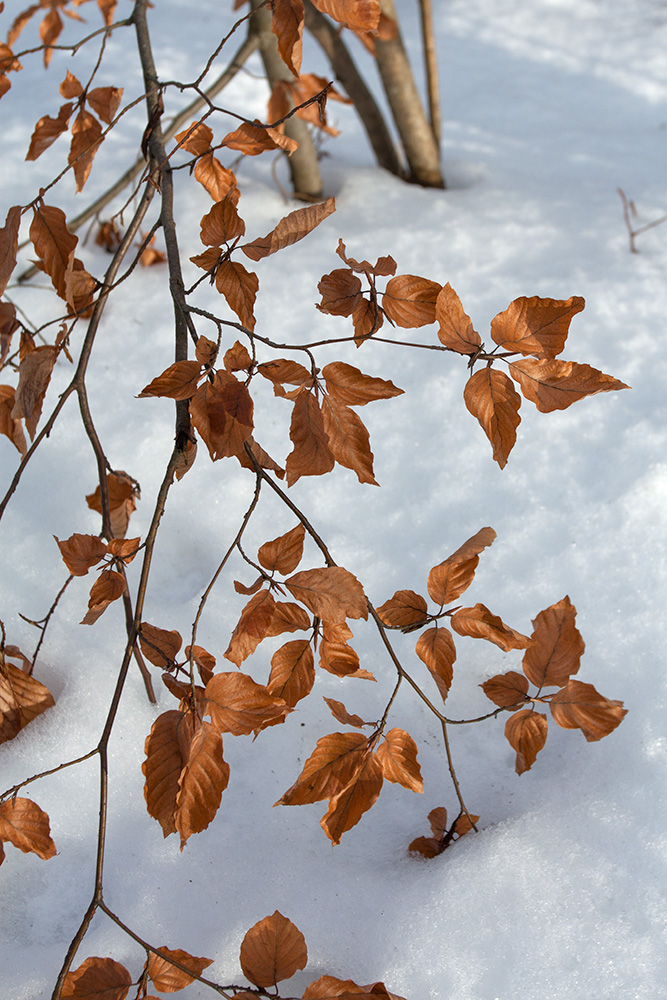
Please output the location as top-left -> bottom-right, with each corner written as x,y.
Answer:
250,0 -> 324,200
373,0 -> 444,188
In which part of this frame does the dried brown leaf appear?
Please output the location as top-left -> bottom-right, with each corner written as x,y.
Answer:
86,85 -> 123,125
147,947 -> 213,992
377,728 -> 423,792
143,710 -> 185,836
509,357 -> 629,412
69,109 -> 103,192
26,102 -> 73,160
549,680 -> 627,742
451,604 -> 532,651
0,659 -> 54,744
221,120 -> 297,155
30,203 -> 77,301
224,589 -> 276,666
85,472 -> 138,538
277,731 -> 368,805
321,750 -> 383,844
206,671 -> 291,735
376,590 -> 427,629
0,385 -> 26,454
319,638 -> 360,677
190,372 -> 254,461
267,639 -> 315,707
138,360 -> 203,400
174,121 -> 213,156
265,600 -> 311,637
435,283 -> 481,354
480,670 -> 529,708
310,0 -> 380,33
505,709 -> 548,774
240,911 -> 307,988
175,717 -> 230,848
55,532 -> 107,575
286,565 -> 367,623
242,197 -> 335,261
140,622 -> 182,668
427,526 -> 496,606
194,154 -> 237,202
490,295 -> 585,358
258,522 -> 305,575
200,192 -> 245,246
9,344 -> 55,437
415,626 -> 456,703
321,395 -> 377,484
303,976 -> 369,999
0,797 -> 56,859
322,362 -> 403,406
523,596 -> 585,689
382,274 -> 441,328
222,339 -> 250,371
464,367 -> 521,468
0,205 -> 21,298
285,390 -> 335,485
323,697 -> 369,728
215,260 -> 258,330
317,268 -> 363,317
61,956 -> 132,1000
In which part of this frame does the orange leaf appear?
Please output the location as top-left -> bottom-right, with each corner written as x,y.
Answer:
376,590 -> 427,629
61,957 -> 132,1000
285,390 -> 335,486
480,670 -> 529,708
549,680 -> 627,742
59,70 -> 82,99
490,295 -> 585,358
215,260 -> 258,330
322,362 -> 403,406
194,154 -> 237,202
85,472 -> 138,538
505,709 -> 548,774
30,203 -> 77,301
221,120 -> 297,155
0,659 -> 54,744
200,192 -> 245,246
435,283 -> 481,354
55,532 -> 107,575
143,710 -> 186,836
450,604 -> 532,651
69,109 -> 103,192
240,911 -> 308,988
224,589 -> 276,666
80,568 -> 126,624
106,537 -> 140,564
310,0 -> 380,33
174,120 -> 213,156
319,638 -> 360,677
286,565 -> 367,623
267,639 -> 315,707
138,360 -> 203,400
351,296 -> 383,344
508,357 -> 629,412
321,395 -> 377,484
377,728 -> 423,792
26,102 -> 73,160
522,596 -> 584,689
258,522 -> 305,575
323,697 -> 370,728
427,526 -> 496,606
86,85 -> 123,125
139,622 -> 182,668
321,750 -> 383,844
382,274 -> 441,328
205,671 -> 291,735
175,717 -> 230,848
147,947 -> 213,992
189,372 -> 254,461
464,367 -> 522,468
277,731 -> 368,805
258,358 -> 315,391
303,976 -> 369,999
242,197 -> 335,260
415,626 -> 456,703
184,644 -> 216,685
222,339 -> 250,371
0,385 -> 27,454
0,797 -> 56,859
317,268 -> 363,317
0,205 -> 21,297
265,600 -> 311,637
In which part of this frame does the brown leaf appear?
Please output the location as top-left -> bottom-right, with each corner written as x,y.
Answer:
206,671 -> 291,735
319,638 -> 360,677
221,120 -> 298,155
285,390 -> 334,485
277,731 -> 368,805
464,367 -> 522,468
286,566 -> 367,623
408,834 -> 444,858
351,297 -> 383,344
139,622 -> 182,668
55,532 -> 107,575
240,911 -> 308,988
322,362 -> 403,406
147,947 -> 213,992
200,192 -> 246,246
427,526 -> 496,606
69,109 -> 103,192
265,600 -> 311,637
0,797 -> 56,859
377,728 -> 423,792
258,522 -> 305,575
415,626 -> 456,703
451,604 -> 532,651
0,302 -> 19,367
184,644 -> 216,685
242,197 -> 335,261
0,385 -> 27,454
267,639 -> 315,707
0,205 -> 21,297
480,670 -> 529,708
10,344 -> 57,438
59,70 -> 82,99
323,697 -> 370,728
522,596 -> 585,689
505,709 -> 548,774
30,203 -> 77,301
490,295 -> 585,358
549,680 -> 627,742
138,360 -> 203,400
509,357 -> 629,412
428,806 -> 448,838
303,975 -> 369,999
190,372 -> 254,461
64,257 -> 96,314
0,659 -> 54,744
222,339 -> 250,371
26,102 -> 73,160
224,589 -> 276,666
382,274 -> 441,328
106,537 -> 140,564
194,154 -> 237,202
85,472 -> 138,538
310,0 -> 380,33
258,358 -> 315,392
321,750 -> 383,844
317,268 -> 363,317
435,283 -> 481,354
175,717 -> 230,848
86,85 -> 123,125
143,710 -> 186,836
376,590 -> 428,629
321,395 -> 377,484
215,260 -> 258,330
61,957 -> 132,1000
80,568 -> 126,624
174,121 -> 213,156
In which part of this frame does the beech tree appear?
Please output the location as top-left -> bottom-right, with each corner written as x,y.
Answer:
0,2 -> 627,998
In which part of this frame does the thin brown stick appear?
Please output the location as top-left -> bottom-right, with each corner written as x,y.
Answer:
419,0 -> 442,145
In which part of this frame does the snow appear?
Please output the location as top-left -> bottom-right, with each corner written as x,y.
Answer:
2,0 -> 667,997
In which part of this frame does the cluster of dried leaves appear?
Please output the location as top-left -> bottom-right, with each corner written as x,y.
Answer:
0,1 -> 629,997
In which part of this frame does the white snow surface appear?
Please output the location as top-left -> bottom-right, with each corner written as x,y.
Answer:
1,1 -> 667,998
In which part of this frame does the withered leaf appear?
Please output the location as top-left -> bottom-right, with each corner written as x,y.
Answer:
435,283 -> 481,354
509,357 -> 629,412
194,154 -> 237,202
490,295 -> 585,358
258,358 -> 315,391
267,639 -> 315,707
242,197 -> 335,261
139,622 -> 183,668
505,709 -> 548,774
285,391 -> 334,486
321,395 -> 377,485
451,604 -> 532,651
221,121 -> 297,155
224,589 -> 276,666
147,947 -> 213,992
0,797 -> 56,859
286,565 -> 367,623
319,638 -> 360,677
143,710 -> 186,836
190,371 -> 254,461
55,532 -> 107,576
80,568 -> 126,625
549,680 -> 627,742
69,109 -> 103,192
464,367 -> 521,469
175,717 -> 230,848
377,728 -> 423,792
200,192 -> 245,246
61,957 -> 132,1000
480,670 -> 529,708
30,203 -> 77,301
184,644 -> 216,685
323,697 -> 370,729
86,472 -> 138,538
240,911 -> 308,988
0,205 -> 21,298
222,339 -> 250,371
382,274 -> 441,328
106,537 -> 140,564
317,268 -> 363,317
265,600 -> 311,637
321,750 -> 383,844
415,626 -> 456,703
258,522 -> 305,575
86,85 -> 123,125
310,0 -> 380,34
277,731 -> 368,805
522,596 -> 584,690
0,385 -> 27,455
0,660 -> 54,744
206,671 -> 291,735
215,260 -> 258,330
302,976 -> 370,999
322,362 -> 403,406
351,297 -> 383,344
26,101 -> 73,160
427,526 -> 496,606
138,360 -> 203,400
60,70 -> 82,99
376,590 -> 428,629
174,120 -> 213,156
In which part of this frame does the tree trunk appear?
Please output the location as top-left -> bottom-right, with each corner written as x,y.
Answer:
249,0 -> 323,201
373,0 -> 444,188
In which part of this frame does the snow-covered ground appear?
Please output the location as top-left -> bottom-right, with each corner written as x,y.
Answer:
2,1 -> 667,997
